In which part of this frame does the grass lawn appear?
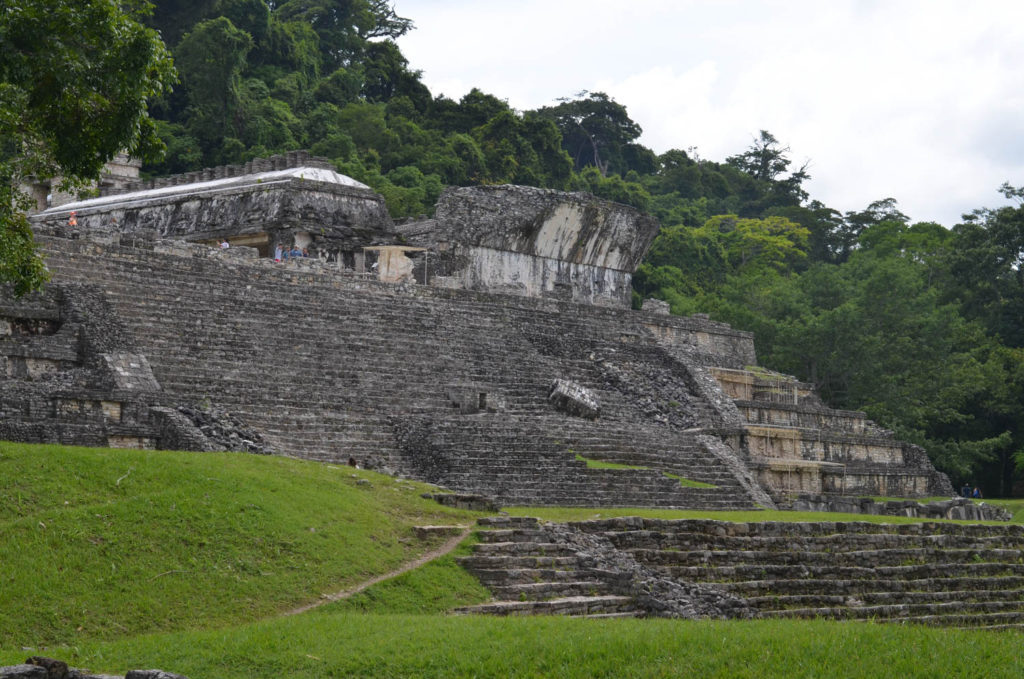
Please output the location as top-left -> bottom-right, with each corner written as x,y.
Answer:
2,614 -> 1021,679
2,441 -> 1023,678
0,441 -> 483,647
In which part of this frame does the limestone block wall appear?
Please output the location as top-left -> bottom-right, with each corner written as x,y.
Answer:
431,244 -> 634,307
647,321 -> 756,370
431,185 -> 660,272
407,185 -> 660,308
0,285 -> 165,449
705,366 -> 953,499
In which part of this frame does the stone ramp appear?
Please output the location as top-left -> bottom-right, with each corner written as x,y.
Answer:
33,235 -> 762,510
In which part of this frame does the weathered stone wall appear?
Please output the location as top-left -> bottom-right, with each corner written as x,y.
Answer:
703,365 -> 954,499
30,153 -> 393,257
405,185 -> 660,308
642,314 -> 757,370
430,244 -> 635,307
431,185 -> 660,271
787,494 -> 1012,521
460,516 -> 1024,625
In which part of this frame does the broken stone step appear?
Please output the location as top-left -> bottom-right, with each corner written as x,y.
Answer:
457,555 -> 581,569
472,542 -> 578,556
490,581 -> 613,600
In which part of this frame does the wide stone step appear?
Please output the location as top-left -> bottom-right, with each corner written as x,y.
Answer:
454,595 -> 636,617
664,561 -> 1024,582
472,541 -> 579,556
760,599 -> 1024,621
490,580 -> 613,601
457,555 -> 581,569
467,567 -> 620,587
745,587 -> 1024,610
631,547 -> 1024,568
720,575 -> 1024,597
602,531 -> 1024,552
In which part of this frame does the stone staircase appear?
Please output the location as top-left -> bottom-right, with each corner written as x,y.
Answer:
568,518 -> 1024,628
28,235 -> 762,509
455,517 -> 640,618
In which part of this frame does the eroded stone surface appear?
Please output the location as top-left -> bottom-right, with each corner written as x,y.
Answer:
548,379 -> 600,419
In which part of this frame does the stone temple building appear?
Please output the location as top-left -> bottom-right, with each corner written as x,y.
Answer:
3,151 -> 953,512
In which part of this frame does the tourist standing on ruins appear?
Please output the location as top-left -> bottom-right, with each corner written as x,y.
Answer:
274,244 -> 283,262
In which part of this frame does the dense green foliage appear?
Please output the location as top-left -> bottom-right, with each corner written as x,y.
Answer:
0,0 -> 175,295
0,441 -> 482,647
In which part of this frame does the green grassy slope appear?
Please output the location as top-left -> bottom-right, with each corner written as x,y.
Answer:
3,441 -> 1024,679
0,442 -> 483,647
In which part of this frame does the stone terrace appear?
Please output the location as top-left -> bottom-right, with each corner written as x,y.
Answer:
458,517 -> 1024,627
32,234 -> 761,509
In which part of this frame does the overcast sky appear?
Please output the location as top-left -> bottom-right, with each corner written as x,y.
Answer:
395,0 -> 1024,226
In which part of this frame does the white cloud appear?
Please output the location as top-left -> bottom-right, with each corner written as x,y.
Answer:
396,0 -> 1024,224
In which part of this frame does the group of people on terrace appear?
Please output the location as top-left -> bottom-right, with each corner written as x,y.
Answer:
273,243 -> 308,262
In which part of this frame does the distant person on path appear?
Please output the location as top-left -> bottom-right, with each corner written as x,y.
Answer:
972,486 -> 982,499
220,239 -> 230,249
274,244 -> 283,262
961,483 -> 971,498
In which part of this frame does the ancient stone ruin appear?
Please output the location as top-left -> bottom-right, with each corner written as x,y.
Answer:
11,152 -> 1024,628
3,151 -> 956,511
457,515 -> 1024,626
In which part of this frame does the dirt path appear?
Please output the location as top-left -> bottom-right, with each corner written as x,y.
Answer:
283,524 -> 475,616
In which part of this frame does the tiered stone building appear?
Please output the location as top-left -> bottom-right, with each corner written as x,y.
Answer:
4,152 -> 953,510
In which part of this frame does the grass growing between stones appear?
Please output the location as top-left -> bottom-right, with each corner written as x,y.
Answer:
2,614 -> 1021,679
0,441 -> 484,648
574,453 -> 646,470
573,454 -> 714,487
988,498 -> 1024,522
661,472 -> 716,489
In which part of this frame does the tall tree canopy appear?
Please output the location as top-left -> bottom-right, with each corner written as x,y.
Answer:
0,0 -> 176,295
